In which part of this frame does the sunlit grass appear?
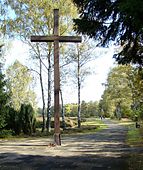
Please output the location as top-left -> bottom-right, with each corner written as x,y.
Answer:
111,118 -> 134,126
127,126 -> 143,170
82,118 -> 107,129
0,118 -> 106,139
62,118 -> 107,135
126,125 -> 143,147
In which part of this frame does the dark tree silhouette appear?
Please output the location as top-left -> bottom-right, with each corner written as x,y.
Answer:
73,0 -> 143,66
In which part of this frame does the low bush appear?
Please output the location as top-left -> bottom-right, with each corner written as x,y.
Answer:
0,130 -> 14,138
36,120 -> 43,129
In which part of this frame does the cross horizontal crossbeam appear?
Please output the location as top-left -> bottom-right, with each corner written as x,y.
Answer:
31,36 -> 82,43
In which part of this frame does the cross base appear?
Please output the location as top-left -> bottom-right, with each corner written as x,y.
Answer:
54,133 -> 61,145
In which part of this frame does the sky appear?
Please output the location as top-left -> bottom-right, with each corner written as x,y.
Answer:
4,40 -> 115,106
63,46 -> 115,103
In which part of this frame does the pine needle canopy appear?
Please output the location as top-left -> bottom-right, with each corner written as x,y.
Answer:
73,0 -> 143,66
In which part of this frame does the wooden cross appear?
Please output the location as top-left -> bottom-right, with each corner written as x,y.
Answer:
31,9 -> 82,145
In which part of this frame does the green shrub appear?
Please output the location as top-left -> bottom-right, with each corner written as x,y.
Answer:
0,130 -> 14,138
36,120 -> 43,128
19,104 -> 36,135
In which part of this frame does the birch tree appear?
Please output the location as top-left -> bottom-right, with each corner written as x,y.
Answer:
6,60 -> 37,111
67,40 -> 96,128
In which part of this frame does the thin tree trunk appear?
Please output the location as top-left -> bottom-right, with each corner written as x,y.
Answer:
39,58 -> 46,132
60,88 -> 66,130
46,51 -> 52,132
77,53 -> 81,128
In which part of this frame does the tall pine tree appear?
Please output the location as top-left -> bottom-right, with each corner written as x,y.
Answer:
73,0 -> 143,66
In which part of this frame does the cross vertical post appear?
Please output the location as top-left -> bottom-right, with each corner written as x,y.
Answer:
53,9 -> 61,145
31,9 -> 82,145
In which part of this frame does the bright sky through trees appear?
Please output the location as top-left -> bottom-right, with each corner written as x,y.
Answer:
4,40 -> 115,107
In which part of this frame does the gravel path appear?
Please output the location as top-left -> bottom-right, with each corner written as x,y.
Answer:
0,119 -> 143,170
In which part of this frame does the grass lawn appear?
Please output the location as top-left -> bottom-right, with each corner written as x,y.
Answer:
62,118 -> 107,135
111,118 -> 143,146
126,123 -> 143,147
126,124 -> 143,170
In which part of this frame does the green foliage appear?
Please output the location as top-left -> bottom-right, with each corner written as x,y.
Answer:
19,104 -> 36,135
5,106 -> 20,134
3,0 -> 77,38
127,127 -> 142,145
100,65 -> 143,119
6,60 -> 37,111
0,115 -> 6,129
126,123 -> 143,164
0,130 -> 14,138
0,0 -> 9,35
101,65 -> 133,119
73,0 -> 143,66
4,105 -> 36,136
0,69 -> 9,129
35,120 -> 43,129
64,104 -> 73,116
64,101 -> 99,118
65,103 -> 78,117
0,44 -> 9,129
81,100 -> 98,117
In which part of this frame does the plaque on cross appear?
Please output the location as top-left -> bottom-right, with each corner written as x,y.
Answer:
31,9 -> 82,145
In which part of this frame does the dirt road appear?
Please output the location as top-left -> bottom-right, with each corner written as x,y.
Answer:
0,119 -> 143,170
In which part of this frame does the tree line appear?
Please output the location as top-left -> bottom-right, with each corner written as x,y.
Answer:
38,100 -> 99,118
0,57 -> 143,136
99,65 -> 143,120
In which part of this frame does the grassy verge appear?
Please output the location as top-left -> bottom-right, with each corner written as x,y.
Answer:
126,124 -> 143,146
62,118 -> 107,135
111,118 -> 134,126
126,124 -> 143,170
